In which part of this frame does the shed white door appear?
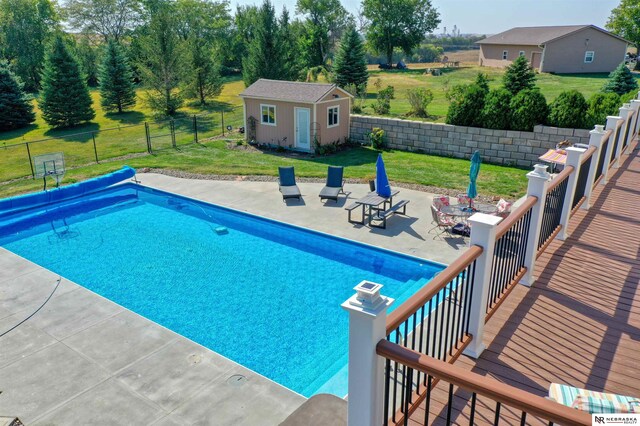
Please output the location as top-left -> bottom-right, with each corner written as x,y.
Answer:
295,107 -> 311,150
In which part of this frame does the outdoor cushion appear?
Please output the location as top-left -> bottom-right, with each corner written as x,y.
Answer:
319,186 -> 340,199
432,195 -> 450,210
549,383 -> 640,414
496,198 -> 512,213
280,185 -> 301,198
457,194 -> 473,206
326,166 -> 344,188
279,167 -> 297,187
571,395 -> 640,414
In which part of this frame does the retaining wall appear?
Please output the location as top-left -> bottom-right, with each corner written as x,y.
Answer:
349,115 -> 590,168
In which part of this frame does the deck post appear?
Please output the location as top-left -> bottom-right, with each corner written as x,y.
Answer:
463,213 -> 502,359
602,116 -> 620,183
582,126 -> 605,210
521,164 -> 551,287
611,104 -> 635,169
557,147 -> 584,241
630,100 -> 640,143
342,281 -> 394,426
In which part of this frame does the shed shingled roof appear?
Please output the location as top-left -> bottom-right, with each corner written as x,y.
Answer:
477,25 -> 629,46
239,79 -> 339,103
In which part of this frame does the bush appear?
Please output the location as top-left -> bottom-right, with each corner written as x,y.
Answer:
371,85 -> 394,115
475,72 -> 490,94
510,89 -> 548,131
585,92 -> 621,129
481,88 -> 512,130
602,62 -> 638,96
345,83 -> 368,113
547,90 -> 588,129
620,90 -> 638,104
406,87 -> 434,118
445,84 -> 486,127
369,127 -> 385,149
503,56 -> 536,95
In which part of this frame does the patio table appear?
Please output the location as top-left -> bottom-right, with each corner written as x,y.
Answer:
354,189 -> 400,226
440,203 -> 497,220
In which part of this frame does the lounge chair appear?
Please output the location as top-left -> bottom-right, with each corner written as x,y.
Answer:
278,166 -> 301,201
548,383 -> 640,414
319,166 -> 346,203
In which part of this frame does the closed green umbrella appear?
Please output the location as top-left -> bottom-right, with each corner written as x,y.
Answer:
467,150 -> 481,205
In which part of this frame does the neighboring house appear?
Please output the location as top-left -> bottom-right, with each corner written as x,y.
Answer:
239,79 -> 352,152
477,25 -> 629,73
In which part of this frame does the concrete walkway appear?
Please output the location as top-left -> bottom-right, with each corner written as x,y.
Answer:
0,174 -> 468,425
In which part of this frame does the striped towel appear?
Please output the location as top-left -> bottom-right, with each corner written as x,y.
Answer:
539,149 -> 568,165
548,383 -> 640,414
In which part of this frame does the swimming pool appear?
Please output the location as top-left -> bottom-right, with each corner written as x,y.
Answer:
0,184 -> 443,397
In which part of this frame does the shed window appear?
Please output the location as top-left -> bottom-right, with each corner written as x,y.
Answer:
328,106 -> 339,127
519,51 -> 525,57
584,51 -> 595,63
261,104 -> 276,125
502,50 -> 508,60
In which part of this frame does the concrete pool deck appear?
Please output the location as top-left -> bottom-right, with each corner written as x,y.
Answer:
0,174 -> 470,424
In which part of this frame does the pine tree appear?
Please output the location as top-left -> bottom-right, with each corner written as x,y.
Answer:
278,7 -> 302,81
242,0 -> 284,86
39,35 -> 95,128
503,56 -> 536,95
99,40 -> 136,113
333,25 -> 368,92
602,62 -> 639,96
0,61 -> 36,130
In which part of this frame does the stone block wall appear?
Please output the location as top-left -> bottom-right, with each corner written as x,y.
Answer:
349,115 -> 590,168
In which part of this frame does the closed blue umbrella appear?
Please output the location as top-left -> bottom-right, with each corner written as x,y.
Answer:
467,150 -> 481,204
376,153 -> 391,197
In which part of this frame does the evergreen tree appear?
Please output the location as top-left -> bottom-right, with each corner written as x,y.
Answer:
503,56 -> 536,95
0,61 -> 36,130
278,7 -> 303,81
602,62 -> 639,95
39,35 -> 95,128
475,72 -> 490,94
242,0 -> 284,86
481,88 -> 512,130
333,26 -> 368,92
99,40 -> 136,113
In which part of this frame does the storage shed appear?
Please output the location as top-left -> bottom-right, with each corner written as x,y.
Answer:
239,79 -> 352,152
477,25 -> 629,73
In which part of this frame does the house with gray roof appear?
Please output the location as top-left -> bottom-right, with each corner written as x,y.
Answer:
239,79 -> 352,152
477,25 -> 629,73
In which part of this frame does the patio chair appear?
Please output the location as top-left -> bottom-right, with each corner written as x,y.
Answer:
548,383 -> 640,414
495,198 -> 512,218
456,194 -> 473,207
429,205 -> 455,238
319,166 -> 346,203
432,195 -> 450,210
278,166 -> 301,201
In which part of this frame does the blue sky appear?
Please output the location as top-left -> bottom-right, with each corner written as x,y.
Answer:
230,0 -> 621,35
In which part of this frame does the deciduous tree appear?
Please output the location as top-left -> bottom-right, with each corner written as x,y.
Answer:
362,0 -> 440,66
64,0 -> 142,43
40,36 -> 95,128
0,61 -> 36,130
296,0 -> 350,67
607,0 -> 640,70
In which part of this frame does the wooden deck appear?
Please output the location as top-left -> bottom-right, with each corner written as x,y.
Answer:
406,143 -> 640,425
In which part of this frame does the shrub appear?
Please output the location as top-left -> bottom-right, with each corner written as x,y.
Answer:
503,56 -> 536,95
475,72 -> 490,94
602,62 -> 638,95
371,85 -> 394,115
584,92 -> 621,129
445,83 -> 485,127
406,87 -> 434,118
509,89 -> 548,131
345,83 -> 368,113
369,127 -> 385,150
481,88 -> 512,130
619,90 -> 638,104
547,90 -> 588,129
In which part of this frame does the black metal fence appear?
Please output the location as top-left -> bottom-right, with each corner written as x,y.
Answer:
594,134 -> 609,182
538,175 -> 569,252
486,207 -> 532,317
0,109 -> 243,182
609,124 -> 622,166
571,155 -> 592,211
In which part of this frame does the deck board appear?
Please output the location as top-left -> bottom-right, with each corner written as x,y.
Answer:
405,143 -> 640,425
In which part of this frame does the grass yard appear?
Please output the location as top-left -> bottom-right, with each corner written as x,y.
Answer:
0,140 -> 529,200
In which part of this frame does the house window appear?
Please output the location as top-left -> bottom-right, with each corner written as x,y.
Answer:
261,104 -> 276,125
502,50 -> 508,60
328,106 -> 339,127
519,51 -> 525,57
584,51 -> 595,63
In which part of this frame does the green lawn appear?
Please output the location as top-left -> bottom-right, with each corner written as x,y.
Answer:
361,66 -> 614,121
0,140 -> 529,200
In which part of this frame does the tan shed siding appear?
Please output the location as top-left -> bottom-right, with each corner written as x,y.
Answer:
541,27 -> 627,73
244,98 -> 311,148
319,87 -> 351,102
479,44 -> 542,68
319,98 -> 350,144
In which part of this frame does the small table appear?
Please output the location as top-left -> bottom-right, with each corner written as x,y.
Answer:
354,189 -> 400,226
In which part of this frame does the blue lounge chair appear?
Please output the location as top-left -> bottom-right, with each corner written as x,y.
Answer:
278,166 -> 302,201
319,166 -> 345,203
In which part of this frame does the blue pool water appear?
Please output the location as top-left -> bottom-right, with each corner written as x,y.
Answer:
0,184 -> 443,397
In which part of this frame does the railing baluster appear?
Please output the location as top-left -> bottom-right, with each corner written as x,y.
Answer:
424,375 -> 432,425
494,401 -> 502,425
383,357 -> 391,426
520,411 -> 527,426
469,392 -> 477,425
446,383 -> 454,426
403,367 -> 413,426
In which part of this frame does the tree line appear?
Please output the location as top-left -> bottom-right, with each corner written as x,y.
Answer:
0,0 -> 441,130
